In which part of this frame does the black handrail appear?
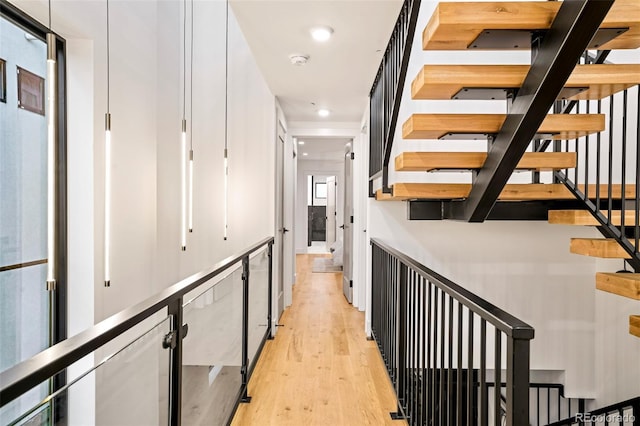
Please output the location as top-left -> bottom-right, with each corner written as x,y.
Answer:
546,396 -> 640,426
0,236 -> 274,425
368,0 -> 421,193
371,239 -> 534,425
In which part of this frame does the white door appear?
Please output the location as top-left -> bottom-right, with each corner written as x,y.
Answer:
275,122 -> 286,323
326,176 -> 337,250
343,144 -> 354,303
283,135 -> 295,307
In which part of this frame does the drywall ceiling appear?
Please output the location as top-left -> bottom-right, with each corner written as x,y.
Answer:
231,0 -> 403,122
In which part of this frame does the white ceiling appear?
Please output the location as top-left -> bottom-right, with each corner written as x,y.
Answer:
297,137 -> 351,161
231,0 -> 403,122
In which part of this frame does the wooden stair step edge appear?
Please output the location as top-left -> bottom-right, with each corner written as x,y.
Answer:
549,210 -> 638,226
411,64 -> 640,101
396,152 -> 576,172
596,272 -> 640,300
422,0 -> 640,50
570,238 -> 634,259
391,183 -> 637,201
631,316 -> 640,338
402,113 -> 605,141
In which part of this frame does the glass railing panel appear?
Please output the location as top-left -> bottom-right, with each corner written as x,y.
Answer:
181,263 -> 243,426
0,316 -> 171,425
248,248 -> 269,368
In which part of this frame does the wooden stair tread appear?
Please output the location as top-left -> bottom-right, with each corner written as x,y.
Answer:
375,189 -> 397,201
422,0 -> 640,50
411,64 -> 640,101
385,183 -> 636,201
631,316 -> 640,338
549,210 -> 638,226
570,238 -> 633,259
402,113 -> 605,140
396,152 -> 576,172
596,273 -> 640,300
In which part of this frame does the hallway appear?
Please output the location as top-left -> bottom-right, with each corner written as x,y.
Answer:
231,254 -> 406,425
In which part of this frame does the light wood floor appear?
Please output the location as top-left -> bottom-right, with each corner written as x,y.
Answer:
231,254 -> 406,426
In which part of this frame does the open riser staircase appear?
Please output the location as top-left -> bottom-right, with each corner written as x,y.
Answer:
370,0 -> 640,341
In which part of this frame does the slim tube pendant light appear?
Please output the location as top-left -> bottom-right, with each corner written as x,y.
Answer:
180,0 -> 187,251
188,0 -> 194,233
104,0 -> 112,286
45,0 -> 56,291
223,0 -> 229,241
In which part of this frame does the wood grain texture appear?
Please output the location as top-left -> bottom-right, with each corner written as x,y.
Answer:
422,0 -> 640,50
630,315 -> 640,338
231,255 -> 406,426
548,210 -> 638,226
570,238 -> 633,259
596,273 -> 640,300
395,152 -> 576,172
402,113 -> 605,140
411,64 -> 640,100
388,183 -> 636,201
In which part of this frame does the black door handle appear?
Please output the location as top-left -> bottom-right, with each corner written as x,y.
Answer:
282,228 -> 290,233
339,225 -> 345,229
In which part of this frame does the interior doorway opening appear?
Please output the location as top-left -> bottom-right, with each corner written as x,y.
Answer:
306,175 -> 336,254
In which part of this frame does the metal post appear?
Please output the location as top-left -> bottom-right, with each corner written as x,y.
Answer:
240,256 -> 252,403
506,337 -> 531,425
391,262 -> 408,420
267,242 -> 274,339
167,298 -> 184,426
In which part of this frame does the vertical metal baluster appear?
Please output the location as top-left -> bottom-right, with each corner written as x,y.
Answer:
432,285 -> 439,426
267,242 -> 273,339
241,256 -> 251,402
494,331 -> 502,426
440,291 -> 446,425
596,99 -> 602,206
167,298 -> 184,426
608,94 -> 614,219
621,90 -> 628,239
421,276 -> 427,426
395,263 -> 407,419
415,271 -> 421,424
467,313 -> 474,426
427,281 -> 433,423
585,99 -> 590,199
408,268 -> 414,421
480,319 -> 488,426
457,303 -> 463,425
547,387 -> 550,425
636,86 -> 640,259
575,102 -> 580,185
448,295 -> 454,424
537,387 -> 541,426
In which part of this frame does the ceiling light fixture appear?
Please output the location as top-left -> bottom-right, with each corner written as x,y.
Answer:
188,0 -> 194,234
298,141 -> 305,145
318,109 -> 330,117
303,153 -> 308,156
103,0 -> 112,286
180,0 -> 188,251
289,54 -> 309,66
223,0 -> 230,241
310,26 -> 333,42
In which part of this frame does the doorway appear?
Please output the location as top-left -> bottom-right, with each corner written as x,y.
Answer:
306,175 -> 336,254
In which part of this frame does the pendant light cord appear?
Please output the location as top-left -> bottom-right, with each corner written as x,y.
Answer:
183,0 -> 187,122
48,0 -> 52,29
190,0 -> 194,151
224,0 -> 229,154
106,0 -> 110,114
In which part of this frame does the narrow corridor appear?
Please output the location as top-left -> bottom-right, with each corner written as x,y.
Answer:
232,254 -> 406,425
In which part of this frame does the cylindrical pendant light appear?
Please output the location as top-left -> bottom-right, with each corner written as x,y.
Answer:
45,7 -> 56,290
104,0 -> 112,286
188,0 -> 194,233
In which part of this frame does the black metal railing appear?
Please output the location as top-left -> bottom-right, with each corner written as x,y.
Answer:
487,382 -> 586,425
371,239 -> 535,425
369,0 -> 421,193
548,68 -> 640,271
547,396 -> 640,426
0,237 -> 274,426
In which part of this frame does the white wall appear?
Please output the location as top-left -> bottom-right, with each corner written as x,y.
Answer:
8,0 -> 276,423
366,0 -> 640,409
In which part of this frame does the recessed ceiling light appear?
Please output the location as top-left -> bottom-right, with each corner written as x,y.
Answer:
298,140 -> 305,145
318,109 -> 330,117
303,152 -> 309,156
310,26 -> 333,42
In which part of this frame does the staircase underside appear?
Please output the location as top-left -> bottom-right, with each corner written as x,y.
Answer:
422,0 -> 640,50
